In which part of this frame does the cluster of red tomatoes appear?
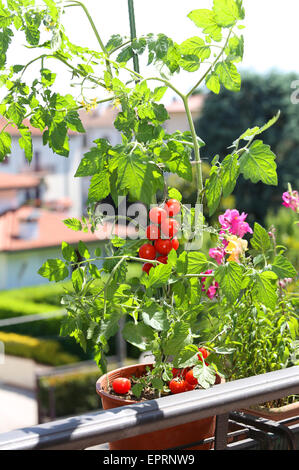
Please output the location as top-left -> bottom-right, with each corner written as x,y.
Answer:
111,348 -> 210,396
169,348 -> 210,394
139,199 -> 181,275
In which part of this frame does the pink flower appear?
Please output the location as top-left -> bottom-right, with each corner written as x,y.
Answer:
206,284 -> 219,300
219,209 -> 253,238
200,270 -> 219,299
282,191 -> 299,212
209,246 -> 225,265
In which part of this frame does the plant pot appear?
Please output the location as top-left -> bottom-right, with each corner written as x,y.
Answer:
241,400 -> 299,424
96,362 -> 222,450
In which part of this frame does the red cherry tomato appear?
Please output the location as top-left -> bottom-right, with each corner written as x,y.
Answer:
171,368 -> 189,378
169,378 -> 187,394
139,243 -> 156,260
161,218 -> 180,238
142,263 -> 154,275
154,238 -> 172,256
146,224 -> 160,241
197,347 -> 209,362
185,381 -> 196,391
149,207 -> 167,224
112,377 -> 131,394
171,238 -> 179,251
166,199 -> 181,217
185,369 -> 198,386
157,256 -> 168,264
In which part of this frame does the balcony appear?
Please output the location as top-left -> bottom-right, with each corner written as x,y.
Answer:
0,367 -> 299,451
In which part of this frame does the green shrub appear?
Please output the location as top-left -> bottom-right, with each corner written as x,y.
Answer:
38,368 -> 102,418
0,332 -> 79,366
0,282 -> 72,306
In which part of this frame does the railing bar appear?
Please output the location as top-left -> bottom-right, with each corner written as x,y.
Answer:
0,367 -> 298,450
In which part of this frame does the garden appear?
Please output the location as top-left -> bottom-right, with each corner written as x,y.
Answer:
0,0 -> 298,451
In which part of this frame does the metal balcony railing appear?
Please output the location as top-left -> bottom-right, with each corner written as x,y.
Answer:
0,366 -> 299,450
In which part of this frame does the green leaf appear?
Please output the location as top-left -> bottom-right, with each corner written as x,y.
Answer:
88,170 -> 111,202
18,127 -> 33,163
151,86 -> 168,102
41,68 -> 56,87
7,102 -> 26,126
254,271 -> 278,309
239,140 -> 278,186
48,121 -> 69,157
250,222 -> 270,253
188,9 -> 222,42
206,72 -> 221,94
63,218 -> 82,232
214,262 -> 243,302
173,345 -> 199,368
179,54 -> 200,72
117,153 -> 154,205
38,259 -> 69,282
180,37 -> 211,61
78,240 -> 90,259
168,187 -> 182,202
213,0 -> 242,27
142,263 -> 172,289
221,153 -> 239,197
193,363 -> 216,389
187,252 -> 209,274
205,166 -> 222,215
271,255 -> 297,279
72,267 -> 84,293
0,131 -> 11,161
122,322 -> 155,351
66,110 -> 85,133
61,241 -> 77,262
142,306 -> 170,332
75,147 -> 106,177
164,322 -> 191,356
132,383 -> 143,398
215,61 -> 241,92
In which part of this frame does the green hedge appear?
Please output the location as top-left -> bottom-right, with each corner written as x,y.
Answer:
0,331 -> 80,366
0,282 -> 72,306
38,369 -> 102,418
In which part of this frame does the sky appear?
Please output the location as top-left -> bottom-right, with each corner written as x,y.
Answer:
4,0 -> 299,102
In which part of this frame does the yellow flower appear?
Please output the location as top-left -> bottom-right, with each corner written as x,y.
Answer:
225,235 -> 248,263
113,98 -> 121,110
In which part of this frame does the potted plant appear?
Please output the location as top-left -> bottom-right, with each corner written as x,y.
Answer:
1,0 -> 298,449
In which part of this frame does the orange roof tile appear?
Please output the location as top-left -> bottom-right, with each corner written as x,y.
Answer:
0,173 -> 40,190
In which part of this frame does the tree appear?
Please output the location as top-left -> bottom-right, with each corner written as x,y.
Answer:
195,71 -> 299,224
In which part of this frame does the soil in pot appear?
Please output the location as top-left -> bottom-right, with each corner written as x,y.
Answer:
96,363 -> 223,451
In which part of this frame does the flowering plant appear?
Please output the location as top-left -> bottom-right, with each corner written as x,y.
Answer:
1,0 -> 298,398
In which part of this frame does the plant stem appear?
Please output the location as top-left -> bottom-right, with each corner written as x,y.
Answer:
182,95 -> 203,205
127,0 -> 140,74
65,0 -> 112,75
186,29 -> 233,97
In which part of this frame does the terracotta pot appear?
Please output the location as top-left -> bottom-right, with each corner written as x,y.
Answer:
96,362 -> 222,450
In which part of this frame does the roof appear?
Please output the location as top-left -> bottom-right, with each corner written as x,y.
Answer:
0,173 -> 41,190
0,95 -> 204,136
0,206 -> 136,252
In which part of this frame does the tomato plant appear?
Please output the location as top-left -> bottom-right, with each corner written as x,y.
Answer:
1,0 -> 295,400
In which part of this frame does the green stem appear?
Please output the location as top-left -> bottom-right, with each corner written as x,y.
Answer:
65,1 -> 112,75
182,95 -> 203,205
127,0 -> 140,74
186,29 -> 233,97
